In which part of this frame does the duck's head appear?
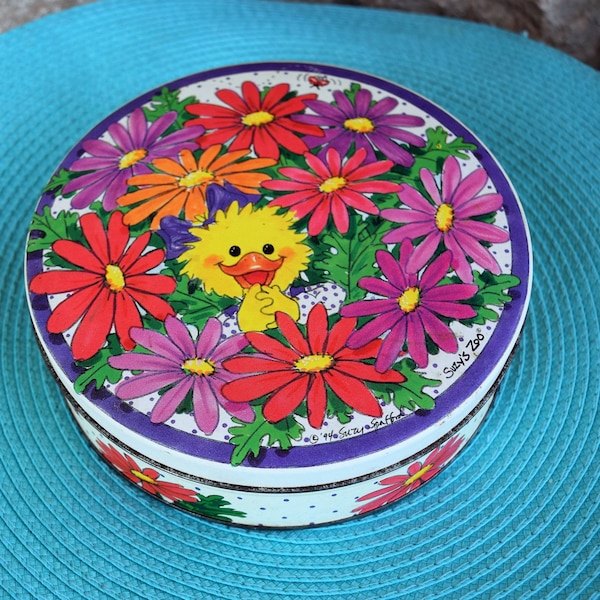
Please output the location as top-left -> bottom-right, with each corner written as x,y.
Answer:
179,201 -> 311,298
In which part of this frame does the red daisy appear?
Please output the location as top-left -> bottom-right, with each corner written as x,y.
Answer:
97,441 -> 198,503
263,147 -> 402,236
185,81 -> 323,160
29,211 -> 176,361
353,435 -> 464,514
221,303 -> 406,429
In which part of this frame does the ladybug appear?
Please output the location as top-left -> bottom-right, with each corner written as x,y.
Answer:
308,75 -> 329,88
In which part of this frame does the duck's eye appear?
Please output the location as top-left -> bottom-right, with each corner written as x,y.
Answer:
263,243 -> 274,255
229,245 -> 241,257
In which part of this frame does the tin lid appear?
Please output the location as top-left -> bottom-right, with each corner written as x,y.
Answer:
25,63 -> 531,489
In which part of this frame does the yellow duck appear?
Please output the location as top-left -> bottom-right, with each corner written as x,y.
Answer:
179,201 -> 312,332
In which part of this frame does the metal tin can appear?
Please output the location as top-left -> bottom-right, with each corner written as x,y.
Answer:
25,63 -> 531,527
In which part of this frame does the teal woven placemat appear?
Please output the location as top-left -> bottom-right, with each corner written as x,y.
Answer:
1,1 -> 599,597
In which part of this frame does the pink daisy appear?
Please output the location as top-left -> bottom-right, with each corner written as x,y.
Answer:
341,240 -> 478,370
263,147 -> 401,236
108,316 -> 253,435
381,156 -> 509,282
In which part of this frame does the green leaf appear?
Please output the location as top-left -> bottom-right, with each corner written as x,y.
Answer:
313,214 -> 388,303
166,271 -> 236,329
326,390 -> 354,424
73,335 -> 123,393
342,82 -> 362,104
392,126 -> 478,189
461,271 -> 521,326
27,206 -> 81,253
370,358 -> 439,412
42,168 -> 84,197
228,408 -> 304,466
174,494 -> 246,523
143,87 -> 197,131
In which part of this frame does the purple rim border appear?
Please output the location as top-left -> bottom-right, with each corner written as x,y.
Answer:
26,62 -> 531,469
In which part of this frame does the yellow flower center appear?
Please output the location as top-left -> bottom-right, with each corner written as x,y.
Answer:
344,117 -> 375,133
105,264 -> 125,292
182,357 -> 216,377
241,110 -> 275,127
294,353 -> 335,373
398,286 -> 421,313
404,463 -> 434,486
119,148 -> 148,170
130,469 -> 157,485
435,203 -> 454,233
319,176 -> 347,193
179,169 -> 215,188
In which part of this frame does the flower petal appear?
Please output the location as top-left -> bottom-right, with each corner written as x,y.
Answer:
245,331 -> 299,363
275,311 -> 310,356
375,318 -> 408,372
80,213 -> 110,265
334,360 -> 405,383
221,370 -> 300,403
114,371 -> 183,398
323,370 -> 382,417
406,313 -> 428,368
192,377 -> 220,435
209,334 -> 248,363
451,167 -> 488,206
45,283 -> 103,333
70,286 -> 115,360
128,327 -> 185,361
306,373 -> 327,429
114,289 -> 142,350
150,376 -> 193,423
195,317 -> 222,358
418,308 -> 459,354
306,303 -> 329,353
223,355 -> 292,373
262,374 -> 309,423
29,269 -> 101,294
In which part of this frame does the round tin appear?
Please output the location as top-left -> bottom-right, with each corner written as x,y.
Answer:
25,62 -> 531,527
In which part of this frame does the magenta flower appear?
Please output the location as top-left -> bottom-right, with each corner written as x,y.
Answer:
263,147 -> 402,236
341,240 -> 478,370
63,109 -> 205,211
352,436 -> 464,515
293,87 -> 425,166
108,316 -> 253,434
381,156 -> 510,282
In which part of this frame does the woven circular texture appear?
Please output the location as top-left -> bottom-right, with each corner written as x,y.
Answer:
1,0 -> 598,597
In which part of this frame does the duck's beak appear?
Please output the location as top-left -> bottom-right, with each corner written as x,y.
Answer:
219,252 -> 284,288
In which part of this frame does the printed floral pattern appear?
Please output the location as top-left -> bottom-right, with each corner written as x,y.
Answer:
109,316 -> 253,434
116,145 -> 275,228
28,69 -> 520,470
97,440 -> 198,502
381,156 -> 510,282
341,240 -> 479,370
294,87 -> 425,166
63,108 -> 204,211
29,211 -> 176,360
352,435 -> 464,514
222,303 -> 406,428
186,81 -> 323,160
263,147 -> 401,236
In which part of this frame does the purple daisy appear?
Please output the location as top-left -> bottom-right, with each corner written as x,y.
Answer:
63,109 -> 205,211
293,87 -> 425,166
381,156 -> 510,282
340,240 -> 478,371
108,316 -> 253,435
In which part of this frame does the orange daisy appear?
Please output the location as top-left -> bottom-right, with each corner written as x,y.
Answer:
117,145 -> 275,228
